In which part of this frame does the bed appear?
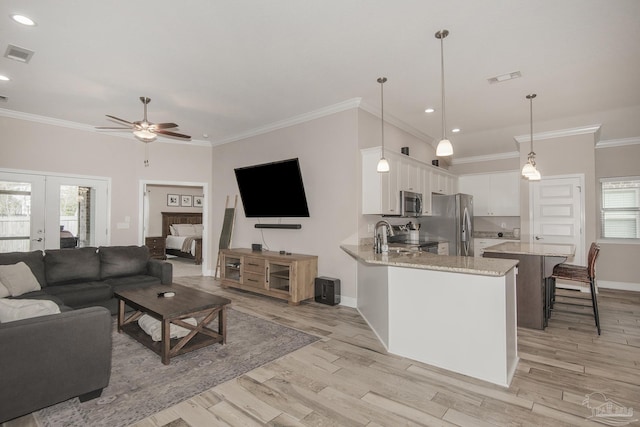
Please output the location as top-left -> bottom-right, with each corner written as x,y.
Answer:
161,212 -> 203,265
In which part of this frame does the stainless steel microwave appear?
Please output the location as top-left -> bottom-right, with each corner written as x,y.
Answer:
400,190 -> 423,217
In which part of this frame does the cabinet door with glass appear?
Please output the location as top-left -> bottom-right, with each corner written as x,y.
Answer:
221,253 -> 242,284
267,261 -> 292,295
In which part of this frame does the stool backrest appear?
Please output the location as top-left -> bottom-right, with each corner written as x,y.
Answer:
587,243 -> 600,279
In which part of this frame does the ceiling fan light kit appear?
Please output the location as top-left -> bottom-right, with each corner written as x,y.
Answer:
96,96 -> 191,166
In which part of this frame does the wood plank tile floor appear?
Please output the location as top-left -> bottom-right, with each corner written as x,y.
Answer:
4,278 -> 639,427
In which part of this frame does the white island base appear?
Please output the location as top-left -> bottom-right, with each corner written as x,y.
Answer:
357,263 -> 518,387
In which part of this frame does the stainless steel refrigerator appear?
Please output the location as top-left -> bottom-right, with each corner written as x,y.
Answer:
419,193 -> 474,256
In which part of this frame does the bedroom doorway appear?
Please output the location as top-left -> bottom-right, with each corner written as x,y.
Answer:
140,180 -> 207,277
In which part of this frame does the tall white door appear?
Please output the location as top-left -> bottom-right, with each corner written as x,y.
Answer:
0,172 -> 46,252
530,175 -> 585,265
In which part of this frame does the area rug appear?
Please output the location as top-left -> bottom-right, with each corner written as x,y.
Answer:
35,309 -> 318,427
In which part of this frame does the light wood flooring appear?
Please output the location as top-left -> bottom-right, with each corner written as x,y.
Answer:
4,278 -> 640,427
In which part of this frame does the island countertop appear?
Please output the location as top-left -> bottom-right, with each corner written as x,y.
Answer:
483,242 -> 575,257
341,244 -> 518,277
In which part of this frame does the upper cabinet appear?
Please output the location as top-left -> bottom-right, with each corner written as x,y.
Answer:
458,171 -> 520,216
362,147 -> 457,216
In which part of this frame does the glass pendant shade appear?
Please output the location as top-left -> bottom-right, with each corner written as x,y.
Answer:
377,157 -> 390,172
521,161 -> 536,178
528,168 -> 541,181
436,138 -> 453,156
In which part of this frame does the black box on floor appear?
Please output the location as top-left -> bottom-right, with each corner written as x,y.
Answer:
315,276 -> 340,306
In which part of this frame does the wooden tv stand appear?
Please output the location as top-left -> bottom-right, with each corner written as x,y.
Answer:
219,248 -> 318,305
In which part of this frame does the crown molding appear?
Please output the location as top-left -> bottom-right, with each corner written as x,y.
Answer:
0,107 -> 211,146
450,151 -> 520,165
513,124 -> 602,144
211,98 -> 363,146
358,101 -> 435,145
595,136 -> 640,149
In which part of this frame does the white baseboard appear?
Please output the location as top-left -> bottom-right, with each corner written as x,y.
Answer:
339,295 -> 357,308
598,280 -> 640,293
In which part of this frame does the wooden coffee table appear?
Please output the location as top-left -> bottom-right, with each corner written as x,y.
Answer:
115,283 -> 231,365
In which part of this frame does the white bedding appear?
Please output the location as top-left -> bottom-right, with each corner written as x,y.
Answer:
166,235 -> 196,256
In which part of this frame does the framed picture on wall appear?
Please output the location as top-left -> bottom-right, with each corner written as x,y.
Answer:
181,195 -> 193,207
167,194 -> 179,207
193,196 -> 204,207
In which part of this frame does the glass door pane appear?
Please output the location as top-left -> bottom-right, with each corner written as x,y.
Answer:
0,173 -> 46,252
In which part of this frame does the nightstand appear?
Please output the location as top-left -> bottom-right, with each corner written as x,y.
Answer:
145,236 -> 166,260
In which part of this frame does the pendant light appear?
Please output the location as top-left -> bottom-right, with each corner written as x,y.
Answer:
521,94 -> 541,180
435,30 -> 453,157
376,77 -> 390,173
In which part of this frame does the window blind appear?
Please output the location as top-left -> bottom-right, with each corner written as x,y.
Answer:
601,178 -> 640,239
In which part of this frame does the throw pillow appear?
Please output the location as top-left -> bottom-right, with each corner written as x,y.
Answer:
0,298 -> 60,323
137,314 -> 197,342
0,262 -> 42,296
0,279 -> 9,298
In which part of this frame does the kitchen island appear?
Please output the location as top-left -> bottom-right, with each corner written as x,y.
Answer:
483,242 -> 575,330
341,244 -> 519,387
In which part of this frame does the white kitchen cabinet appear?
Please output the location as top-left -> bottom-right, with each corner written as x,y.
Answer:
459,171 -> 520,216
474,238 -> 519,258
362,147 -> 458,216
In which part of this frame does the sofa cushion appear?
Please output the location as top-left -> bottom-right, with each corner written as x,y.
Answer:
99,246 -> 150,279
0,262 -> 42,297
104,274 -> 162,291
45,247 -> 100,286
10,290 -> 65,307
0,281 -> 9,298
43,282 -> 113,308
0,298 -> 60,323
0,251 -> 46,287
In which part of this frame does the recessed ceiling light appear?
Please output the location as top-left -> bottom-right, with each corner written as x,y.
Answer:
425,108 -> 435,113
452,128 -> 461,133
11,14 -> 36,26
0,75 -> 9,81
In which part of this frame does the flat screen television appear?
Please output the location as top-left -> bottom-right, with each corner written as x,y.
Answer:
234,158 -> 310,218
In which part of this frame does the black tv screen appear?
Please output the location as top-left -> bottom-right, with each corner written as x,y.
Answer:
234,158 -> 310,218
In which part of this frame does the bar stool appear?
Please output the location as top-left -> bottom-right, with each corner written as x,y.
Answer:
548,243 -> 601,335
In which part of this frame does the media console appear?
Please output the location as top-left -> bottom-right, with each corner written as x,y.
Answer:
219,248 -> 318,305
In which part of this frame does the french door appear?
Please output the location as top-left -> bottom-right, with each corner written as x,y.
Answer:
0,171 -> 109,252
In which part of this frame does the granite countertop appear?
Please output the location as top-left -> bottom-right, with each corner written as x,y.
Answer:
341,244 -> 518,277
482,241 -> 575,257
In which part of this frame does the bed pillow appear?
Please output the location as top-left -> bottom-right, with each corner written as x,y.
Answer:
0,262 -> 42,296
173,224 -> 196,236
0,298 -> 60,323
169,225 -> 177,236
193,224 -> 204,236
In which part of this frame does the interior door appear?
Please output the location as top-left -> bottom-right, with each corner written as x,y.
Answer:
0,172 -> 46,252
530,176 -> 584,265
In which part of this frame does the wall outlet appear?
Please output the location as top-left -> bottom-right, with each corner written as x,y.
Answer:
501,222 -> 507,229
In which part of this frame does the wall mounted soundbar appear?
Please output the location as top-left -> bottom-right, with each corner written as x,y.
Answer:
254,224 -> 302,229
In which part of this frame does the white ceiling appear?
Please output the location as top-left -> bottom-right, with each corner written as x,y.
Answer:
1,0 -> 639,160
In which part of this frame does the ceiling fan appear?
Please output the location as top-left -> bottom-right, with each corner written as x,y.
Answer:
96,96 -> 191,142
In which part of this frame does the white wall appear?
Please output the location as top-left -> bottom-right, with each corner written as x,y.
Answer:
1,116 -> 212,246
211,109 -> 360,305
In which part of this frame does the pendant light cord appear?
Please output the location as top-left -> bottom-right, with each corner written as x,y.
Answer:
440,34 -> 446,141
378,77 -> 387,156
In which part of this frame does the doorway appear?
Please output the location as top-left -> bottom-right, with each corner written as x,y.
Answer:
140,180 -> 207,277
0,170 -> 109,252
529,174 -> 585,265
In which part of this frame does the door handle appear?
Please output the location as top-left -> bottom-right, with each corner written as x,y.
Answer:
32,238 -> 43,242
535,236 -> 543,240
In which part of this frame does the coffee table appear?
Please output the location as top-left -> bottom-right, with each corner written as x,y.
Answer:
115,283 -> 231,365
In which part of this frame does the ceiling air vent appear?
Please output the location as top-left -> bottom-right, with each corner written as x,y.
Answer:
487,71 -> 521,84
4,44 -> 35,63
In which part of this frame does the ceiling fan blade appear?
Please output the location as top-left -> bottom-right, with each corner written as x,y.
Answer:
154,129 -> 191,139
105,115 -> 133,125
95,126 -> 132,130
151,122 -> 179,130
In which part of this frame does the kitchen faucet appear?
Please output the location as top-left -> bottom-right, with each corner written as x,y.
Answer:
374,220 -> 395,253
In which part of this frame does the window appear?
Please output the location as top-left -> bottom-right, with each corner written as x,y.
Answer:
601,177 -> 640,239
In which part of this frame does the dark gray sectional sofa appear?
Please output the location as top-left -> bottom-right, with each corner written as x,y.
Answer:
0,245 -> 173,423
